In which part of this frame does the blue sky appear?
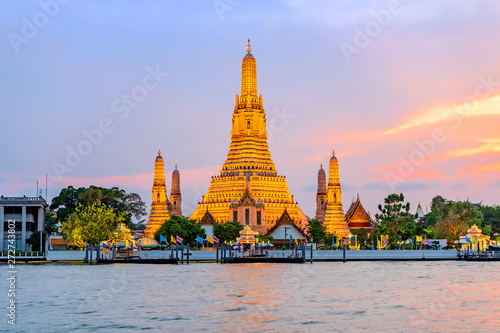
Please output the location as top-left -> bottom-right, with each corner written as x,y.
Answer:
1,0 -> 500,220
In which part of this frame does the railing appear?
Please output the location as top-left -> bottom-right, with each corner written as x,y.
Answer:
0,251 -> 44,258
0,196 -> 45,201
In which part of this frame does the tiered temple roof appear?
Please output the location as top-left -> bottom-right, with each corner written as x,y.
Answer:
345,194 -> 375,231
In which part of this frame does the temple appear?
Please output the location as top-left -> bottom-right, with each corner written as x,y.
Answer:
144,148 -> 181,238
170,162 -> 182,217
345,194 -> 375,231
321,149 -> 350,237
315,163 -> 327,222
190,40 -> 307,234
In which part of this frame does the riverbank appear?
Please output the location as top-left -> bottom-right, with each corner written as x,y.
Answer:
0,249 -> 461,263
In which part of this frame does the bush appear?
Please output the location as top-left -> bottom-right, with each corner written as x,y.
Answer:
404,244 -> 412,250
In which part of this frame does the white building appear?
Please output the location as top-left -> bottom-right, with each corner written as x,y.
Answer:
0,196 -> 47,251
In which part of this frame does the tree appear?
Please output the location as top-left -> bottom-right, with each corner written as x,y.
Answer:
60,202 -> 126,246
257,234 -> 274,244
45,210 -> 59,234
430,195 -> 451,220
213,221 -> 244,244
154,215 -> 205,244
306,219 -> 326,243
350,228 -> 370,249
26,231 -> 46,252
375,193 -> 416,242
424,212 -> 438,229
432,201 -> 486,242
50,186 -> 147,229
481,205 -> 500,236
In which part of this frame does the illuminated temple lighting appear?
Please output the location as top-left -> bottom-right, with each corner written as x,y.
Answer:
144,147 -> 182,238
321,148 -> 350,237
189,40 -> 307,233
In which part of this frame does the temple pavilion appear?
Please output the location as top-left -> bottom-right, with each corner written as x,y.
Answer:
459,224 -> 493,252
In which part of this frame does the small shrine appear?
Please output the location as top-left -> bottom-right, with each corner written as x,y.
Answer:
459,224 -> 492,252
236,226 -> 258,246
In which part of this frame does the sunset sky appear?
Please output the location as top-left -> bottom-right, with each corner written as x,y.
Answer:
1,1 -> 499,221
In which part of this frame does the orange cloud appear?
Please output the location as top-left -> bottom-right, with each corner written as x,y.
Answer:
380,94 -> 500,137
463,162 -> 500,173
446,138 -> 500,158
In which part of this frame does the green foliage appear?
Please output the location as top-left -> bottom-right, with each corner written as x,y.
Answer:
60,202 -> 126,245
375,193 -> 416,243
154,215 -> 205,244
424,212 -> 438,229
306,219 -> 326,243
481,205 -> 500,236
257,234 -> 274,244
26,231 -> 46,252
430,195 -> 452,220
50,186 -> 146,229
432,199 -> 484,242
350,228 -> 370,248
213,221 -> 244,244
45,211 -> 59,234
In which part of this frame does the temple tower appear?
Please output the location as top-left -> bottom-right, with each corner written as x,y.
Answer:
170,162 -> 182,217
323,149 -> 350,237
144,147 -> 171,238
190,40 -> 307,232
315,162 -> 327,222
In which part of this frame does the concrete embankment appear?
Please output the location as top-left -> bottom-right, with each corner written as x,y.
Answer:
43,249 -> 460,262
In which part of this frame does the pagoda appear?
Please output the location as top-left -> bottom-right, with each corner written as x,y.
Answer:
190,40 -> 307,234
144,148 -> 172,238
322,149 -> 350,237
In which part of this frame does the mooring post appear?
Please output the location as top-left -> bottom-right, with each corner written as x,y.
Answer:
89,245 -> 93,265
216,244 -> 219,263
85,242 -> 88,264
176,245 -> 179,261
181,245 -> 184,264
310,245 -> 313,263
343,244 -> 346,263
97,245 -> 100,262
186,244 -> 190,264
229,245 -> 232,259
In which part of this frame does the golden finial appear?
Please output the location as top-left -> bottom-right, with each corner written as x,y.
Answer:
247,39 -> 251,53
175,161 -> 178,170
332,147 -> 335,156
158,146 -> 161,156
320,162 -> 323,168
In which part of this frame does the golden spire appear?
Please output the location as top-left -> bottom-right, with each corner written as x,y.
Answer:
247,39 -> 251,53
320,162 -> 323,169
175,161 -> 178,170
158,146 -> 161,156
241,39 -> 257,97
332,147 -> 335,157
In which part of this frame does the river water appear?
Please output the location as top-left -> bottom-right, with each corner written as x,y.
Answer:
2,261 -> 499,332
